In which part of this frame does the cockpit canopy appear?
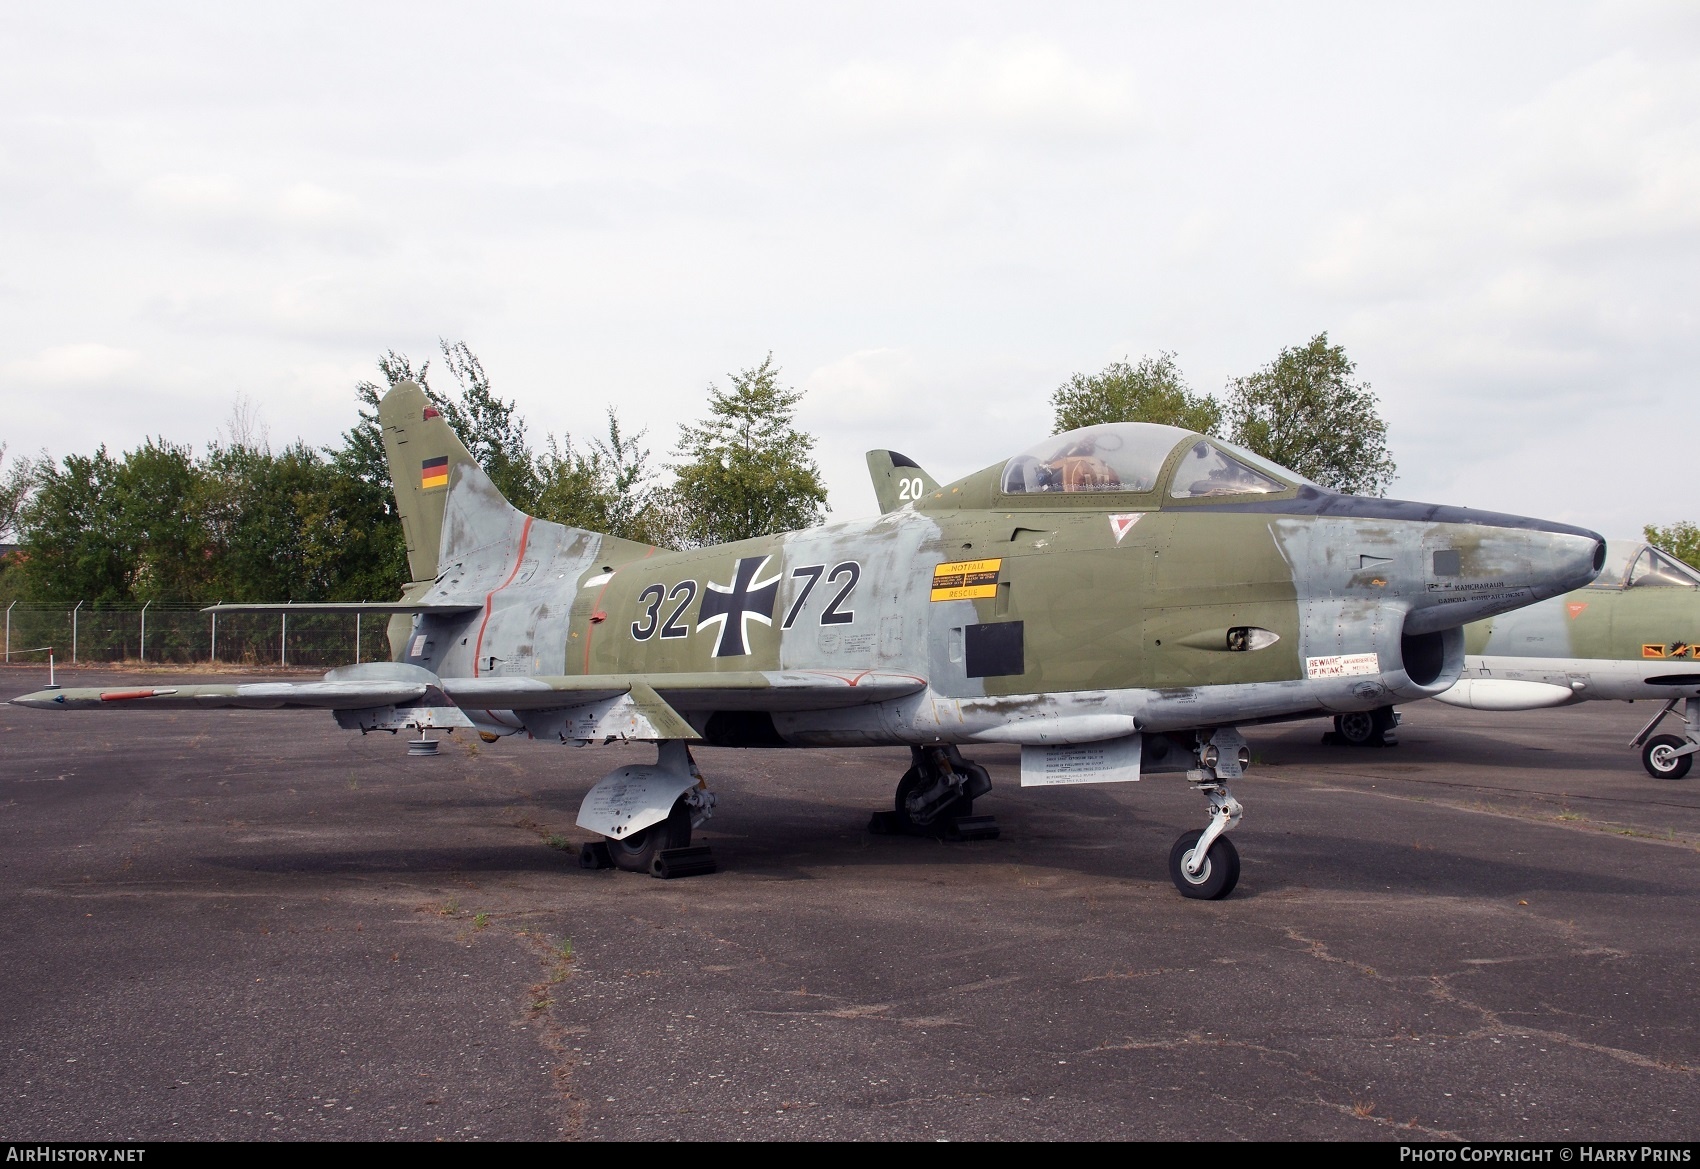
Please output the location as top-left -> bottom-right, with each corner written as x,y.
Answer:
1589,541 -> 1700,589
999,423 -> 1302,499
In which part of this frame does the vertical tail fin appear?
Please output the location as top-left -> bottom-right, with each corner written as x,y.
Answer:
379,381 -> 481,583
866,450 -> 940,512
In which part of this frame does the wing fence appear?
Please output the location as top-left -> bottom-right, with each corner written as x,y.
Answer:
1,603 -> 390,668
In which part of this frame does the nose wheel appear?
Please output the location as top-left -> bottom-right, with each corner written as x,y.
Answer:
1631,698 -> 1699,780
1169,829 -> 1240,900
1642,734 -> 1694,780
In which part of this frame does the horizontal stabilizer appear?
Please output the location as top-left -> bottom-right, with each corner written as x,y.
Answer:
11,680 -> 431,711
12,661 -> 450,713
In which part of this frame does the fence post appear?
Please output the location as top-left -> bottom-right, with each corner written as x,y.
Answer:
210,608 -> 217,663
280,607 -> 287,667
5,600 -> 12,662
72,601 -> 82,663
139,600 -> 150,663
355,612 -> 361,664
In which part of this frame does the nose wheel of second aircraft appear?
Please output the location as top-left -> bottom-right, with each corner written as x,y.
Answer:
1642,734 -> 1694,780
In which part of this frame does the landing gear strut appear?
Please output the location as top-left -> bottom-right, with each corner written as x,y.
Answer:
1169,728 -> 1247,899
869,745 -> 999,841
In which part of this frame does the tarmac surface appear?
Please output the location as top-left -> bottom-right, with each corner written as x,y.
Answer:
2,665 -> 1697,1142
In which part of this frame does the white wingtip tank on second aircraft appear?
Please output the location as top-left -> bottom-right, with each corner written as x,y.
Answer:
12,383 -> 1607,898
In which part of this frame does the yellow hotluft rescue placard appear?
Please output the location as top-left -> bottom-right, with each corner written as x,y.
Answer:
931,558 -> 1002,602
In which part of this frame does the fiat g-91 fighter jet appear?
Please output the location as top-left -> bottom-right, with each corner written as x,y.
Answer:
13,383 -> 1606,898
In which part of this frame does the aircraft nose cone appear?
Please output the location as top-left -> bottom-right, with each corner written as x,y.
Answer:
1408,515 -> 1604,634
1524,526 -> 1607,600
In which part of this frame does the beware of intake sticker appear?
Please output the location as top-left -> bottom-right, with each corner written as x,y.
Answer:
1306,652 -> 1379,679
930,558 -> 1002,602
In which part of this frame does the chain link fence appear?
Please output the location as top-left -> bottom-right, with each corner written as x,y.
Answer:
1,603 -> 394,668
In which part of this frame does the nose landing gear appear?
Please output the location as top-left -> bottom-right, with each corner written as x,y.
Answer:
1631,698 -> 1698,780
1168,728 -> 1248,899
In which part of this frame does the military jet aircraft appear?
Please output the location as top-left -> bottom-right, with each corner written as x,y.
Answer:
1430,539 -> 1700,779
12,382 -> 1607,898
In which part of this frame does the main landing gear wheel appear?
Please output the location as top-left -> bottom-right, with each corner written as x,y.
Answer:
1333,706 -> 1397,747
892,765 -> 976,832
1168,829 -> 1240,900
1334,711 -> 1376,745
1642,734 -> 1694,780
607,795 -> 693,873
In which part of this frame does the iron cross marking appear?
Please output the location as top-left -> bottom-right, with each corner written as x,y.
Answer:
697,555 -> 782,657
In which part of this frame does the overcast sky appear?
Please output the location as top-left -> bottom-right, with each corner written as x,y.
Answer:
3,2 -> 1697,537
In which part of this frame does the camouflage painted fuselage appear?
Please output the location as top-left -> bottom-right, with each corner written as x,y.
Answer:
390,407 -> 1606,749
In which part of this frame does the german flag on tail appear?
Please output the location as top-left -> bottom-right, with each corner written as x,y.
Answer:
421,456 -> 449,489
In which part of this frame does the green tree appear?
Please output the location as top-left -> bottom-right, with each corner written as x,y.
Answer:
16,447 -> 129,602
669,354 -> 828,547
331,351 -> 421,595
1223,333 -> 1396,496
113,439 -> 207,601
199,441 -> 334,602
432,339 -> 542,510
1051,352 -> 1222,435
1645,521 -> 1700,571
535,410 -> 667,544
0,445 -> 37,542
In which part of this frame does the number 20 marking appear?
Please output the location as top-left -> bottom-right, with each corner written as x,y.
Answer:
896,477 -> 924,501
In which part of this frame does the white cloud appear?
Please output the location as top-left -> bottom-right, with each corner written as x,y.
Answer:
813,39 -> 1142,137
1306,52 -> 1700,301
5,342 -> 140,386
135,173 -> 374,247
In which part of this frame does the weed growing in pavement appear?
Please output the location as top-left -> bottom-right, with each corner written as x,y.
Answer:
546,834 -> 572,851
473,913 -> 490,930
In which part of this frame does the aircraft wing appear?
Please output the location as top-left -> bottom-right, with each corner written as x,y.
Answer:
202,602 -> 482,615
443,669 -> 927,713
11,667 -> 926,728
